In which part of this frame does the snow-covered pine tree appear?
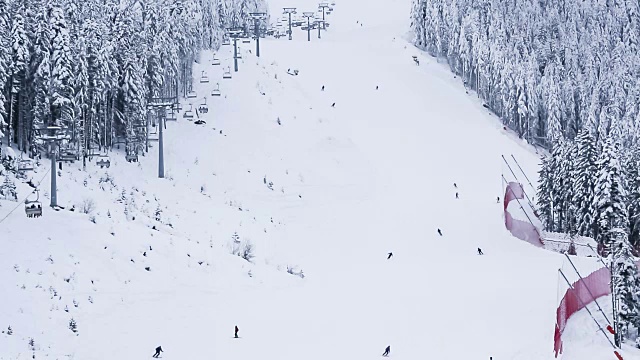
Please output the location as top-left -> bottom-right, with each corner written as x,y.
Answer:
9,10 -> 29,148
49,3 -> 74,128
574,130 -> 598,238
0,0 -> 10,141
594,137 -> 629,255
610,228 -> 640,340
31,4 -> 52,129
0,175 -> 18,201
537,154 -> 555,231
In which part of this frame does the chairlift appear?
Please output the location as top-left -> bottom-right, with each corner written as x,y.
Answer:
222,38 -> 231,46
242,38 -> 251,44
18,157 -> 34,172
235,52 -> 243,59
58,147 -> 78,163
183,104 -> 195,119
287,69 -> 299,76
198,98 -> 209,114
126,153 -> 139,163
166,109 -> 178,122
223,67 -> 232,79
172,102 -> 183,112
187,90 -> 197,98
200,70 -> 210,83
212,56 -> 221,66
24,190 -> 42,218
211,83 -> 221,97
96,154 -> 111,168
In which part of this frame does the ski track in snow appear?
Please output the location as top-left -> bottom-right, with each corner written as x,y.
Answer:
0,0 -> 633,359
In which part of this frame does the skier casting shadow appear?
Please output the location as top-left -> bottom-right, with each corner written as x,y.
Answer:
382,345 -> 391,357
235,325 -> 239,338
387,252 -> 393,259
152,346 -> 163,358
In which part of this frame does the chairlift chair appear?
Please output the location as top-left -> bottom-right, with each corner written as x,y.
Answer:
58,149 -> 78,163
187,90 -> 198,98
222,38 -> 231,46
183,104 -> 195,119
200,70 -> 210,83
96,154 -> 111,168
212,56 -> 221,66
223,67 -> 232,79
166,109 -> 177,122
18,159 -> 34,172
242,38 -> 251,44
24,190 -> 42,218
198,98 -> 209,114
126,153 -> 139,162
211,83 -> 221,97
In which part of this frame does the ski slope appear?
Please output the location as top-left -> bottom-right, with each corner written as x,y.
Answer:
0,0 -> 632,358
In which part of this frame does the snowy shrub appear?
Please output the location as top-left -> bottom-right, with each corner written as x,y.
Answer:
154,204 -> 162,222
69,318 -> 77,333
80,198 -> 96,214
287,265 -> 305,279
241,241 -> 255,263
0,176 -> 18,201
0,148 -> 16,172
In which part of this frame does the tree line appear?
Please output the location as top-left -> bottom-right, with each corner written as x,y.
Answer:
0,0 -> 266,165
411,0 -> 640,342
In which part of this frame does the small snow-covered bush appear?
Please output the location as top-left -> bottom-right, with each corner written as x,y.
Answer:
69,318 -> 77,333
0,175 -> 18,201
241,241 -> 255,263
80,198 -> 96,214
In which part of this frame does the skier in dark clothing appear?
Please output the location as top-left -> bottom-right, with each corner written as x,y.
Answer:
376,85 -> 379,90
477,248 -> 483,255
321,85 -> 325,91
496,196 -> 500,203
387,252 -> 393,259
331,102 -> 335,107
382,345 -> 391,357
455,192 -> 459,199
453,183 -> 457,188
152,346 -> 163,358
437,228 -> 442,236
235,325 -> 239,338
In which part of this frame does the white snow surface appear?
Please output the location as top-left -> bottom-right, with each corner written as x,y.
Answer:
1,0 -> 635,359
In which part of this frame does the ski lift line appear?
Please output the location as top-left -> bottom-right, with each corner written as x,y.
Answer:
501,155 -> 536,209
563,253 -> 612,326
558,269 -> 617,349
0,165 -> 51,226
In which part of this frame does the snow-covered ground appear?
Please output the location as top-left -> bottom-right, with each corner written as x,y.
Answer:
0,0 -> 634,359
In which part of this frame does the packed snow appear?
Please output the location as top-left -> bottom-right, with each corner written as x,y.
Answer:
0,0 -> 634,359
